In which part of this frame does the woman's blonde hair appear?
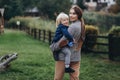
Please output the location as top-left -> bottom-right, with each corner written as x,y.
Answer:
56,12 -> 69,27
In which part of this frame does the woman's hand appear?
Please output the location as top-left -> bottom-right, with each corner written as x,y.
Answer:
73,39 -> 77,43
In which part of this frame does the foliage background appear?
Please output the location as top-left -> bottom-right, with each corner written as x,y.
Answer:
0,0 -> 71,20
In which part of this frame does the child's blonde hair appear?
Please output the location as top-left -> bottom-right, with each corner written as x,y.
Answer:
56,12 -> 69,27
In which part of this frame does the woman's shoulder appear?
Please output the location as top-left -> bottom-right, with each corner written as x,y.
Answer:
70,21 -> 81,29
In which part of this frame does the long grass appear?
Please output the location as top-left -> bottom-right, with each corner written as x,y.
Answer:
0,29 -> 120,80
7,17 -> 56,32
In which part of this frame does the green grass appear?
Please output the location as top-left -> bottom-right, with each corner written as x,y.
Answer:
0,29 -> 120,80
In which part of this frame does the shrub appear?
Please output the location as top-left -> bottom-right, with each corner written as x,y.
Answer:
83,12 -> 120,32
109,26 -> 120,36
83,12 -> 98,25
96,13 -> 114,31
85,25 -> 99,35
82,25 -> 99,52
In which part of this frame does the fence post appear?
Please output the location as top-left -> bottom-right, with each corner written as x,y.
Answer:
48,30 -> 52,45
25,27 -> 28,34
38,29 -> 41,40
34,28 -> 37,39
108,34 -> 114,60
28,27 -> 30,35
31,28 -> 33,36
43,30 -> 46,42
23,26 -> 26,31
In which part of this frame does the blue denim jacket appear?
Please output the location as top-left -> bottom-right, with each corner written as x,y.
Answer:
52,24 -> 73,43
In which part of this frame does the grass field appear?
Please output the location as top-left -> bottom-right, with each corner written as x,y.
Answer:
0,29 -> 120,80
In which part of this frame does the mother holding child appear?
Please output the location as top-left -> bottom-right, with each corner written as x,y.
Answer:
50,5 -> 85,80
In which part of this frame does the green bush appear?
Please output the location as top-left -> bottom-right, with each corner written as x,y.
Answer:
82,25 -> 99,52
83,12 -> 120,32
109,26 -> 120,36
85,25 -> 99,35
83,12 -> 98,25
96,13 -> 116,30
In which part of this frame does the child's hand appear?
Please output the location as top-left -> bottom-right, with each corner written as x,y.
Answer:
68,42 -> 73,47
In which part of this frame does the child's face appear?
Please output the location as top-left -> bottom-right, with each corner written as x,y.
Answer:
61,18 -> 69,26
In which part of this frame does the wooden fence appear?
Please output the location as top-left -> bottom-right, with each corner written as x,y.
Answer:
84,34 -> 108,54
25,27 -> 55,45
17,27 -> 120,61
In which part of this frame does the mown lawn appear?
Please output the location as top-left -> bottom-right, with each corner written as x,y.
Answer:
0,29 -> 120,80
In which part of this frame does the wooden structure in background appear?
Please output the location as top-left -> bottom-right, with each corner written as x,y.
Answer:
0,8 -> 4,34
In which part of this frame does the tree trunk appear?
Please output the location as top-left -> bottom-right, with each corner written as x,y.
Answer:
0,53 -> 18,71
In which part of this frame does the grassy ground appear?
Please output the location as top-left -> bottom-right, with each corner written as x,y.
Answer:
0,29 -> 120,80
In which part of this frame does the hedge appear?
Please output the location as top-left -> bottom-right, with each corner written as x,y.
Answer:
83,12 -> 120,32
82,25 -> 99,51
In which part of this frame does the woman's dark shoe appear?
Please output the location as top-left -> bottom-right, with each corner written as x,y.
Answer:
65,67 -> 75,73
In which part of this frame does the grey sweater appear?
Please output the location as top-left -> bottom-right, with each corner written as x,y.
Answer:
58,20 -> 82,62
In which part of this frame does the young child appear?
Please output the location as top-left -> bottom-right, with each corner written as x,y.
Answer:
51,12 -> 75,73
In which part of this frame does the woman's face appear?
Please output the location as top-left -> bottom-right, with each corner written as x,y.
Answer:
69,9 -> 78,22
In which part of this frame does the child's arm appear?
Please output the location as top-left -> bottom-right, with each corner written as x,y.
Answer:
61,27 -> 73,42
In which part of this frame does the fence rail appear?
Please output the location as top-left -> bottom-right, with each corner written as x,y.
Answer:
11,26 -> 120,61
25,27 -> 55,44
83,34 -> 109,54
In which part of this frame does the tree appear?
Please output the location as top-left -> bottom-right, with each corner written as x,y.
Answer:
0,0 -> 72,20
21,0 -> 35,10
0,53 -> 18,71
0,0 -> 23,20
77,0 -> 87,10
116,0 -> 120,6
37,0 -> 71,19
108,0 -> 120,14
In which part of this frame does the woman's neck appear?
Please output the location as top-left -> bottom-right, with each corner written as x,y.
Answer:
71,20 -> 80,23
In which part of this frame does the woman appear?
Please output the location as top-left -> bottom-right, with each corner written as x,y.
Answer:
54,5 -> 85,80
